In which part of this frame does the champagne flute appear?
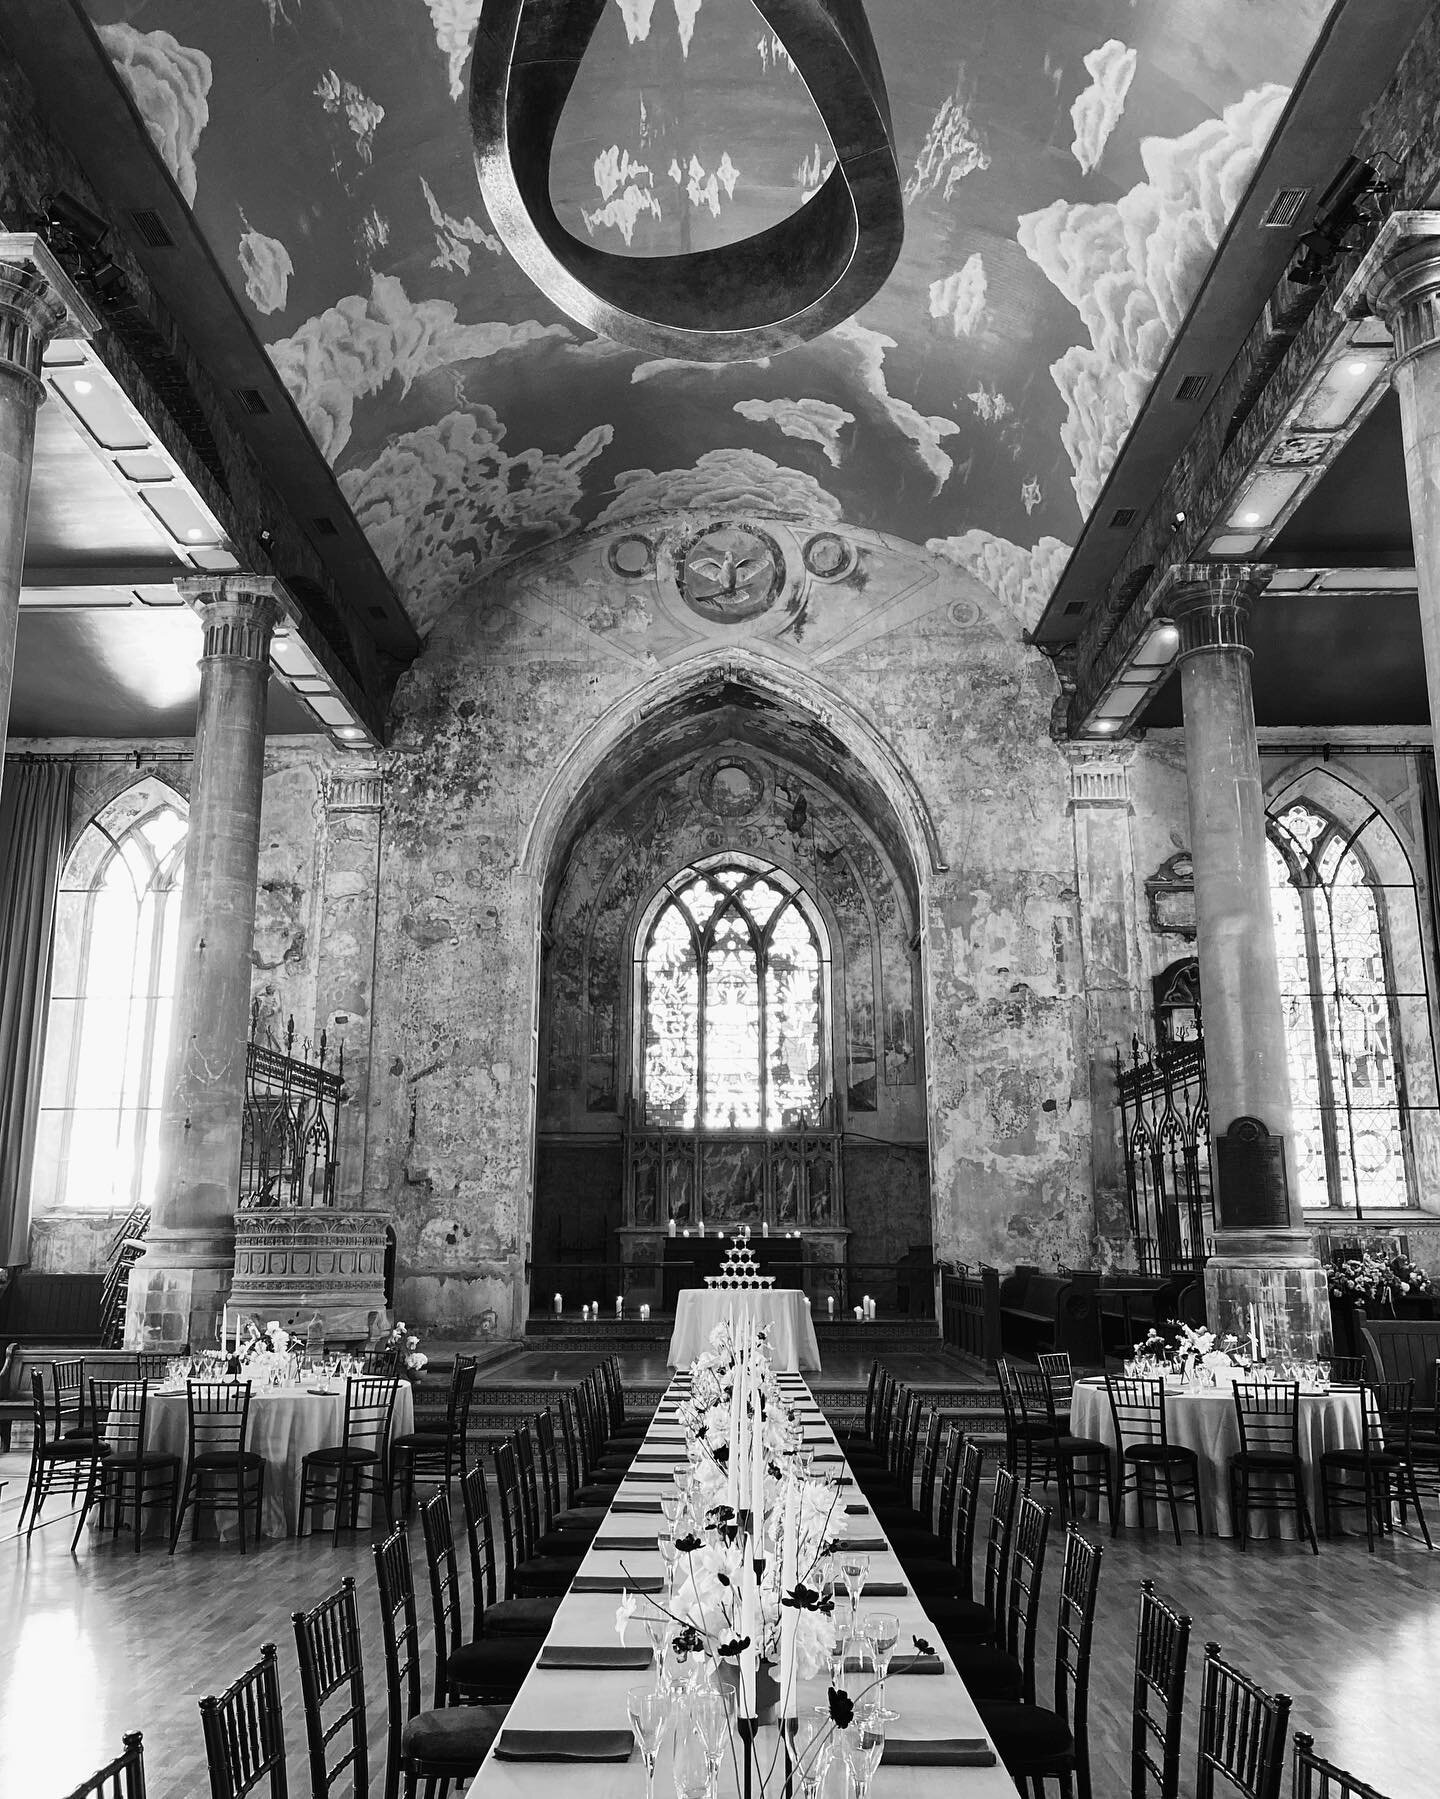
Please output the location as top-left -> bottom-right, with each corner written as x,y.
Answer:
657,1533 -> 679,1597
672,1721 -> 709,1799
660,1495 -> 681,1531
640,1599 -> 669,1691
840,1549 -> 870,1628
862,1611 -> 900,1721
627,1686 -> 668,1799
788,1705 -> 836,1799
839,1703 -> 885,1799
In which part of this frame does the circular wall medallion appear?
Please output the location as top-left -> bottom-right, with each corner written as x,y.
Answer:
703,758 -> 765,819
802,531 -> 854,580
948,598 -> 981,627
607,533 -> 655,578
677,523 -> 785,623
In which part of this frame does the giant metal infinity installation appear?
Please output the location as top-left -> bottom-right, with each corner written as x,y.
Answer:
470,0 -> 903,361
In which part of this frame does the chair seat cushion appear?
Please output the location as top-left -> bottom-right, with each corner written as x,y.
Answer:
1124,1444 -> 1196,1465
979,1701 -> 1074,1764
485,1598 -> 561,1636
946,1642 -> 1023,1701
106,1452 -> 180,1473
402,1703 -> 507,1767
1321,1450 -> 1406,1471
1053,1435 -> 1109,1458
193,1450 -> 266,1472
576,1484 -> 622,1508
61,1424 -> 100,1440
897,1555 -> 966,1595
392,1431 -> 451,1453
41,1440 -> 100,1463
303,1444 -> 381,1466
926,1597 -> 995,1644
555,1505 -> 608,1530
533,1531 -> 588,1559
449,1637 -> 539,1691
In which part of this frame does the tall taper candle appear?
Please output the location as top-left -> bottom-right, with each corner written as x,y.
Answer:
750,1386 -> 765,1533
779,1475 -> 800,1717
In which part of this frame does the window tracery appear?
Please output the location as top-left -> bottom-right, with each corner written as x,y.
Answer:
641,862 -> 826,1130
1267,800 -> 1411,1211
34,782 -> 187,1211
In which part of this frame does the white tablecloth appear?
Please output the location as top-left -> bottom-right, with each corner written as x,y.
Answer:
1070,1378 -> 1364,1538
467,1374 -> 1017,1799
668,1289 -> 821,1372
141,1381 -> 414,1537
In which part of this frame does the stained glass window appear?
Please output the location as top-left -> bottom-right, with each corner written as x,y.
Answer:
641,863 -> 826,1129
1267,801 -> 1410,1210
34,781 -> 188,1211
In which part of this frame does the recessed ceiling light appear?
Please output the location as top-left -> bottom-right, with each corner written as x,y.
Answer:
336,725 -> 366,741
1347,359 -> 1371,376
186,528 -> 205,541
72,378 -> 93,394
1241,512 -> 1261,525
1093,720 -> 1120,734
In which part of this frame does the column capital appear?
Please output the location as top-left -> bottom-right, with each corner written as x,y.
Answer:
178,574 -> 286,664
0,232 -> 100,397
323,766 -> 384,814
1340,209 -> 1440,365
1157,561 -> 1274,660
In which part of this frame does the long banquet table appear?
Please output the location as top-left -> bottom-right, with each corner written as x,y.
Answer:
668,1289 -> 822,1373
467,1370 -> 1018,1799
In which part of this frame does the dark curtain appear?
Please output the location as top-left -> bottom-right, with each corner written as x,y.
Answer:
0,760 -> 73,1266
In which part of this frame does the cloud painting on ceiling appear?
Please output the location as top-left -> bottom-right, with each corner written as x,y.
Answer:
84,0 -> 1330,634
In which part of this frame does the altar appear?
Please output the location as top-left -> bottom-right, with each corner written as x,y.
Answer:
667,1288 -> 821,1371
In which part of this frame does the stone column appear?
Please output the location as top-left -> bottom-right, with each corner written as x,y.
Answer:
1350,213 -> 1440,744
316,766 -> 384,1206
126,577 -> 283,1350
0,235 -> 97,772
1164,563 -> 1330,1357
1067,753 -> 1145,1259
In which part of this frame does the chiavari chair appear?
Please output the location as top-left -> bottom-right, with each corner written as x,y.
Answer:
389,1357 -> 477,1516
1105,1375 -> 1205,1544
171,1380 -> 265,1553
948,1489 -> 1051,1704
1194,1641 -> 1290,1799
62,1732 -> 147,1799
1319,1378 -> 1432,1551
1130,1578 -> 1191,1799
460,1457 -> 560,1641
198,1642 -> 289,1799
73,1378 -> 180,1551
298,1374 -> 399,1541
291,1578 -> 369,1799
1228,1381 -> 1318,1552
419,1490 -> 537,1705
1291,1732 -> 1394,1799
20,1367 -> 102,1534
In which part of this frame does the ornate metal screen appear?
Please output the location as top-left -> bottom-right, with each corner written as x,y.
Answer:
1116,1033 -> 1212,1275
239,1002 -> 344,1209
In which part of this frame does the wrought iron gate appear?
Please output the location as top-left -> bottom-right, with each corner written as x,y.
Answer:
1116,1033 -> 1213,1275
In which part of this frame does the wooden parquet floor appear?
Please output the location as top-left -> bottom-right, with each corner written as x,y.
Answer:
1,1441 -> 1436,1799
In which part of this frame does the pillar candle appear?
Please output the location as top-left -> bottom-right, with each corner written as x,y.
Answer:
779,1477 -> 801,1717
827,1296 -> 835,1317
1257,1305 -> 1267,1362
616,1295 -> 623,1318
668,1217 -> 677,1237
739,1561 -> 759,1717
553,1293 -> 562,1316
729,1356 -> 743,1511
854,1306 -> 864,1321
750,1389 -> 765,1532
762,1221 -> 769,1238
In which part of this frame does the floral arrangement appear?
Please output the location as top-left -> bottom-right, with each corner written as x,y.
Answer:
236,1317 -> 296,1386
1327,1246 -> 1432,1307
381,1319 -> 428,1377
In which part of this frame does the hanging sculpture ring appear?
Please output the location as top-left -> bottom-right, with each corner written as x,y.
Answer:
470,0 -> 903,361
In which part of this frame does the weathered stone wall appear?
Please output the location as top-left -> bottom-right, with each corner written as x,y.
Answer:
8,734 -> 367,1274
365,520 -> 1181,1335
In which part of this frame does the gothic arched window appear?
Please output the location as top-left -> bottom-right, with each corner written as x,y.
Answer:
33,781 -> 187,1211
640,862 -> 828,1130
1267,800 -> 1412,1210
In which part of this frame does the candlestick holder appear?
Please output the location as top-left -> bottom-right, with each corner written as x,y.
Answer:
738,1716 -> 760,1799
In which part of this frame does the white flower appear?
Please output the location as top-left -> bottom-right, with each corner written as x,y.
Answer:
615,1591 -> 637,1645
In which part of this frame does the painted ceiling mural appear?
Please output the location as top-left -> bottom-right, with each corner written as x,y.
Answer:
82,0 -> 1331,636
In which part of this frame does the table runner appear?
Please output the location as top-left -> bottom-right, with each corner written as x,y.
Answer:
465,1373 -> 1017,1799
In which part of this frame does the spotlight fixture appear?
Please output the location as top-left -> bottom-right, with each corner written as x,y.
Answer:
1288,157 -> 1391,287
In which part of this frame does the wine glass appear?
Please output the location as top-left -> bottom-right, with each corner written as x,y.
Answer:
688,1687 -> 731,1799
660,1495 -> 681,1531
787,1705 -> 836,1799
657,1533 -> 679,1597
628,1687 -> 668,1799
639,1599 -> 669,1691
672,1720 -> 709,1799
825,1609 -> 848,1689
839,1703 -> 885,1799
840,1549 -> 870,1627
862,1611 -> 900,1720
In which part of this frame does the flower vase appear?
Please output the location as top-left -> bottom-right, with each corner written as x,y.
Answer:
715,1658 -> 782,1726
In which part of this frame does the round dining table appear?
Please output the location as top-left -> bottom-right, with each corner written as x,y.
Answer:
1070,1375 -> 1365,1538
138,1379 -> 414,1538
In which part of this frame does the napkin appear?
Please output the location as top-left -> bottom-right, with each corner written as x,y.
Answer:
844,1654 -> 944,1676
495,1730 -> 635,1762
537,1646 -> 653,1671
611,1499 -> 663,1514
594,1535 -> 658,1551
626,1471 -> 678,1483
881,1739 -> 995,1766
570,1575 -> 664,1594
859,1581 -> 907,1597
844,1504 -> 870,1516
840,1537 -> 888,1552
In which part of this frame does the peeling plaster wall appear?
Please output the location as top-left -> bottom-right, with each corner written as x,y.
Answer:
365,520 -> 1174,1335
